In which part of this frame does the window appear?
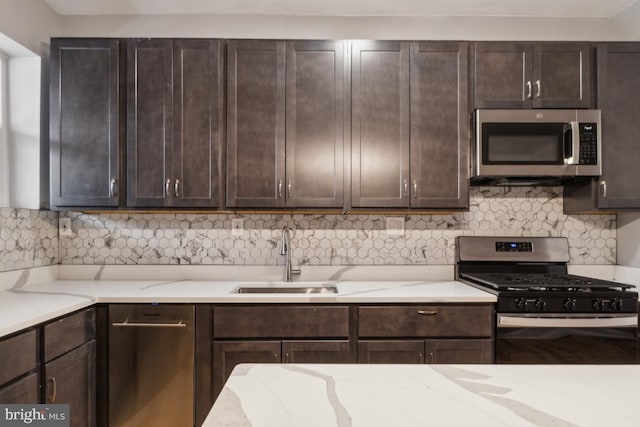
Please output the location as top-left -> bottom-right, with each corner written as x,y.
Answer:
0,52 -> 5,131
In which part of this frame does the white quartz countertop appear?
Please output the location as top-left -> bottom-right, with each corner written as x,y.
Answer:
204,363 -> 640,427
0,276 -> 495,338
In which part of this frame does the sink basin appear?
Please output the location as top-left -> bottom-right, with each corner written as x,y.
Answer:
234,285 -> 338,294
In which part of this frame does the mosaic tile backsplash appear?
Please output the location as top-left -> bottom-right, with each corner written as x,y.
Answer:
58,187 -> 616,266
0,208 -> 59,272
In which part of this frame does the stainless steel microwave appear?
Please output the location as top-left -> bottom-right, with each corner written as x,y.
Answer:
472,109 -> 601,185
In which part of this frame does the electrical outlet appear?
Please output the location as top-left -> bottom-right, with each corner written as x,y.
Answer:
385,216 -> 405,236
59,217 -> 73,237
231,218 -> 244,237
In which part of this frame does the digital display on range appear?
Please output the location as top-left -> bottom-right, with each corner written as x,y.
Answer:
495,242 -> 533,252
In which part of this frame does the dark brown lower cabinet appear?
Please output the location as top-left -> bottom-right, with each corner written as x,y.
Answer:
358,340 -> 425,364
44,340 -> 97,427
0,373 -> 39,403
212,340 -> 352,398
359,339 -> 493,364
282,340 -> 353,363
213,340 -> 281,398
425,339 -> 493,364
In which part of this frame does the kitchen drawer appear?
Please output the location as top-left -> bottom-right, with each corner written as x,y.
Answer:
213,306 -> 349,338
44,308 -> 96,362
0,330 -> 37,386
358,305 -> 493,338
0,373 -> 39,404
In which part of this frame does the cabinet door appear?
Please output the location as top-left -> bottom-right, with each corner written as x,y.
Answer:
0,329 -> 37,387
45,340 -> 96,427
50,39 -> 121,208
126,39 -> 173,207
286,40 -> 345,208
533,43 -> 591,108
410,42 -> 469,209
425,339 -> 493,364
0,373 -> 39,404
282,340 -> 353,363
227,40 -> 286,207
351,41 -> 410,208
172,39 -> 224,208
596,43 -> 640,209
474,42 -> 533,109
212,341 -> 281,398
358,340 -> 425,364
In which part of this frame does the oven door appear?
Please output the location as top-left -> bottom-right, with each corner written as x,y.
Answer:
496,314 -> 638,364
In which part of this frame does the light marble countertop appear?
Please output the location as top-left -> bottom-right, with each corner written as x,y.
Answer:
204,363 -> 640,427
0,265 -> 495,338
1,262 -> 638,339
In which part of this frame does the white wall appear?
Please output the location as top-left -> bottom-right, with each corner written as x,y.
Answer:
59,14 -> 617,41
0,0 -> 61,56
614,1 -> 640,40
617,213 -> 640,268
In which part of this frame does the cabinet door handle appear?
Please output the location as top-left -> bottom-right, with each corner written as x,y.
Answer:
418,353 -> 424,363
535,80 -> 541,98
274,353 -> 279,361
47,377 -> 57,403
600,180 -> 607,198
429,352 -> 435,364
175,179 -> 181,198
417,310 -> 438,316
413,180 -> 417,199
287,180 -> 292,198
110,178 -> 118,197
165,179 -> 171,198
403,179 -> 408,198
284,352 -> 289,363
526,81 -> 532,99
278,180 -> 283,199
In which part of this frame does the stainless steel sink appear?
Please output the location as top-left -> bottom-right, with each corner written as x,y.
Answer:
234,285 -> 338,294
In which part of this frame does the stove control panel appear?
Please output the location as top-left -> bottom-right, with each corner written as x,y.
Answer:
495,241 -> 533,252
501,296 -> 637,313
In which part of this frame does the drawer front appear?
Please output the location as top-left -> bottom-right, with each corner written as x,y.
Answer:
45,308 -> 96,362
213,306 -> 350,338
359,305 -> 493,338
0,330 -> 37,386
0,373 -> 39,404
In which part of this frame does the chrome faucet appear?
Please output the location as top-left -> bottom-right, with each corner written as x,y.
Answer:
279,226 -> 301,282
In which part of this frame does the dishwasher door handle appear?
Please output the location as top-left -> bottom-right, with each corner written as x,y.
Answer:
111,320 -> 188,328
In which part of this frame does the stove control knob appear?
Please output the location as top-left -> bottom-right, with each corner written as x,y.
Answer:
592,299 -> 603,311
534,298 -> 546,312
562,298 -> 577,312
609,299 -> 623,312
515,298 -> 527,312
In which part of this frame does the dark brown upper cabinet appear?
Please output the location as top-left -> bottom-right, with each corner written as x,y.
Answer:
50,39 -> 123,209
474,42 -> 591,109
351,41 -> 410,208
564,43 -> 640,212
226,40 -> 345,208
352,41 -> 469,209
410,42 -> 469,209
127,39 -> 223,208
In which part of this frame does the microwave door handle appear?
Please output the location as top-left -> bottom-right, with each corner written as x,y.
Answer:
564,121 -> 580,165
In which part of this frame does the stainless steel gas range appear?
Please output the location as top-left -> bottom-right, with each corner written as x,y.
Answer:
456,236 -> 638,364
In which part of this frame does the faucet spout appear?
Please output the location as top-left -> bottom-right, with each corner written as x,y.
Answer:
279,226 -> 301,282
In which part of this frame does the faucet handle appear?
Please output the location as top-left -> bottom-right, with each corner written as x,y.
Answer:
291,268 -> 301,276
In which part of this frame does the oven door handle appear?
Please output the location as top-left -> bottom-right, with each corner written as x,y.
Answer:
497,314 -> 638,328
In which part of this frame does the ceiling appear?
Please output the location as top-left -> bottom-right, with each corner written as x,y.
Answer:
44,0 -> 639,18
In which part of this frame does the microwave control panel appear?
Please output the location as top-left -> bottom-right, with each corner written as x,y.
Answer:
578,123 -> 598,165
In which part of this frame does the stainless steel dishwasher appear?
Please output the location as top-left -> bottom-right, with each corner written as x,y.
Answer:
109,304 -> 194,427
